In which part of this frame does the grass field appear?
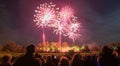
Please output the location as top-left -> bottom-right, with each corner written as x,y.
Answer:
0,52 -> 24,61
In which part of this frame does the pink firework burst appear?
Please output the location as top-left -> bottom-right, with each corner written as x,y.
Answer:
52,6 -> 74,35
33,2 -> 59,44
52,5 -> 81,42
34,2 -> 58,28
65,16 -> 81,42
59,6 -> 73,22
52,20 -> 67,35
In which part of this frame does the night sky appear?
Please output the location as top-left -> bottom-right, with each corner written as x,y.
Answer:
0,0 -> 120,45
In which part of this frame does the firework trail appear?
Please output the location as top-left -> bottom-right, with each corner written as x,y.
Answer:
34,2 -> 58,44
52,5 -> 81,46
34,2 -> 81,46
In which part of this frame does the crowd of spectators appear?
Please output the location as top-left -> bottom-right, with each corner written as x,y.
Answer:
0,44 -> 120,66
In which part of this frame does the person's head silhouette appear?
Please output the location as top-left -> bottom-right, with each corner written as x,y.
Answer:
26,44 -> 35,54
117,47 -> 120,54
2,54 -> 12,63
102,46 -> 113,54
13,44 -> 40,66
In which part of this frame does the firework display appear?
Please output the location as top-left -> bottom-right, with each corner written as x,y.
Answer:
53,6 -> 81,42
34,2 -> 81,45
59,6 -> 73,22
34,2 -> 58,28
34,2 -> 58,44
66,18 -> 81,42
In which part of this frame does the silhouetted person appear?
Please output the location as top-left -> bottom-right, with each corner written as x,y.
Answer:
116,47 -> 120,66
13,44 -> 40,66
58,56 -> 70,66
71,53 -> 82,66
0,54 -> 12,66
98,46 -> 118,66
116,47 -> 120,56
51,55 -> 59,66
43,55 -> 56,66
35,52 -> 42,66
